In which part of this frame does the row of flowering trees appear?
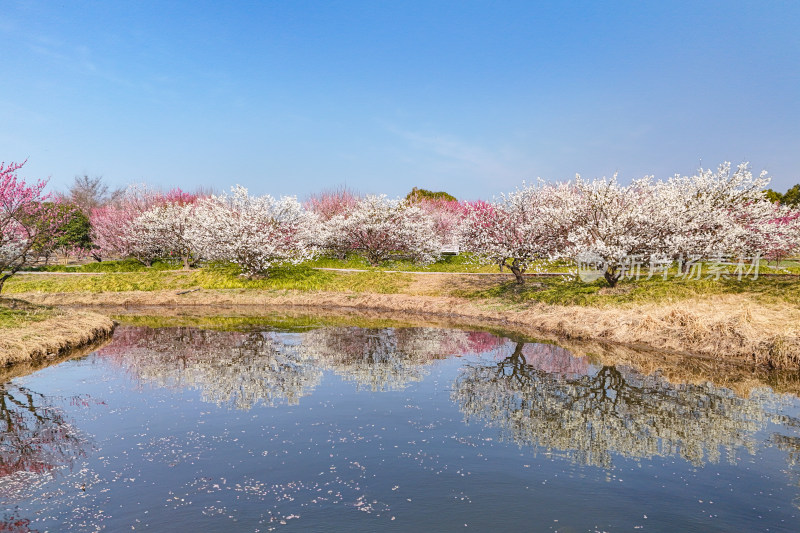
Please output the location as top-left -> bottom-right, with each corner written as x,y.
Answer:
3,159 -> 800,291
85,161 -> 800,285
462,162 -> 800,285
88,185 -> 457,275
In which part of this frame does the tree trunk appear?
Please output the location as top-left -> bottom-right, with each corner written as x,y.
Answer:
182,255 -> 191,270
604,268 -> 621,287
505,259 -> 526,285
0,273 -> 10,294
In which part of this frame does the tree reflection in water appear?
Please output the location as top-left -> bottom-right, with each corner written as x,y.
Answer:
0,384 -> 92,532
302,327 -> 502,392
98,325 -> 793,471
452,341 -> 774,468
100,325 -> 507,398
0,508 -> 38,533
99,327 -> 322,410
0,383 -> 90,480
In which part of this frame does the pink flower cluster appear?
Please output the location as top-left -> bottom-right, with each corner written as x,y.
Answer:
1,161 -> 67,290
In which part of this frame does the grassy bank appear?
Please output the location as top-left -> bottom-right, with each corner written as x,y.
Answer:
8,262 -> 798,308
0,298 -> 58,328
5,258 -> 800,370
0,298 -> 115,367
463,274 -> 800,306
6,264 -> 415,294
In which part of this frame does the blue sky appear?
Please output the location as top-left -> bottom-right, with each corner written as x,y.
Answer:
2,0 -> 798,200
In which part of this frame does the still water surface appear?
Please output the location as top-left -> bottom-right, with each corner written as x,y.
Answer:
2,322 -> 800,531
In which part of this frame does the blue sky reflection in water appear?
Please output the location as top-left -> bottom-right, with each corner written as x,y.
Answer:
2,324 -> 800,531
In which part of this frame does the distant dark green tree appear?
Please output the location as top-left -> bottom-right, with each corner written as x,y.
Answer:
405,187 -> 457,203
783,184 -> 800,207
53,203 -> 93,263
764,184 -> 800,207
765,189 -> 781,203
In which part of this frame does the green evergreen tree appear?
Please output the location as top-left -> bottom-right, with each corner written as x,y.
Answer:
764,184 -> 800,206
405,187 -> 457,203
53,203 -> 93,263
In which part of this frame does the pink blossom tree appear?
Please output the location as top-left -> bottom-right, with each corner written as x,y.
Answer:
88,203 -> 133,261
741,203 -> 800,266
413,197 -> 467,250
305,186 -> 360,221
89,184 -> 160,263
305,186 -> 361,257
90,185 -> 200,266
0,161 -> 66,293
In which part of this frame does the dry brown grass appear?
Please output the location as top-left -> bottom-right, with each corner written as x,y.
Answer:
0,335 -> 113,383
0,305 -> 115,367
16,286 -> 800,369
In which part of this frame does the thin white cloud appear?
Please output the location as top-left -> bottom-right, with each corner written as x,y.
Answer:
388,126 -> 539,191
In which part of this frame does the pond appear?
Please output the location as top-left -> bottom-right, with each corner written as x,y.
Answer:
2,317 -> 800,531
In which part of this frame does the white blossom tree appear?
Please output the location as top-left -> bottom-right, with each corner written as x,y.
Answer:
89,184 -> 191,265
130,201 -> 200,270
323,195 -> 442,265
655,162 -> 775,266
555,174 -> 672,287
189,185 -> 317,276
460,183 -> 571,284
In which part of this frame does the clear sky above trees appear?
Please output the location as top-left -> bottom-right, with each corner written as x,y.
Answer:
2,0 -> 798,199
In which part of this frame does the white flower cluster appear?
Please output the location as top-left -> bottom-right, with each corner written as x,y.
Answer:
460,162 -> 800,285
189,186 -> 317,275
321,195 -> 442,265
99,188 -> 446,274
98,185 -> 318,276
